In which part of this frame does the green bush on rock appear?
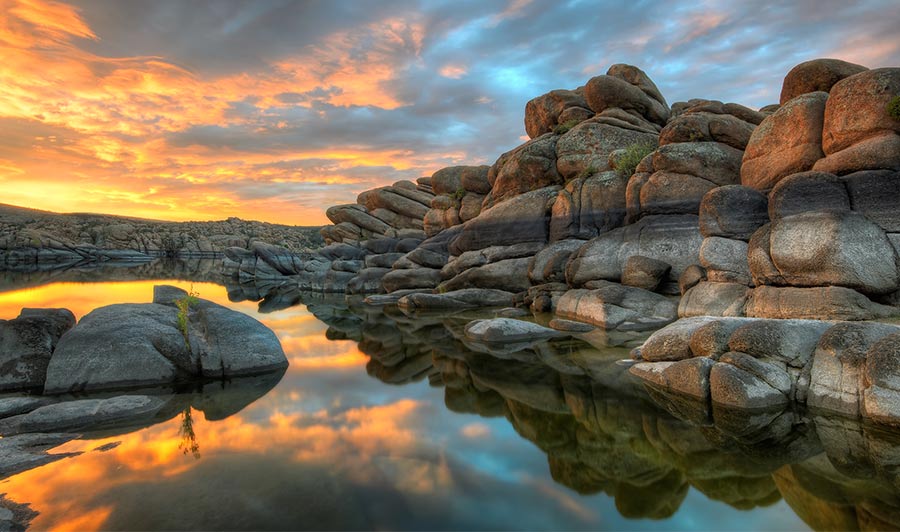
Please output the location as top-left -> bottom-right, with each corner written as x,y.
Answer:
888,95 -> 900,120
615,142 -> 656,178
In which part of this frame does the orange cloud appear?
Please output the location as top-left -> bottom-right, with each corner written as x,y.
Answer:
0,0 -> 446,225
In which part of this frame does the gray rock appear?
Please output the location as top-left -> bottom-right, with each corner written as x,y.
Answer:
44,286 -> 288,393
652,142 -> 744,186
397,288 -> 517,310
766,212 -> 900,294
810,322 -> 900,416
639,171 -> 717,215
548,318 -> 595,333
325,204 -> 392,236
699,186 -> 769,241
679,264 -> 707,295
862,332 -> 900,425
768,171 -> 850,220
524,88 -> 590,138
709,362 -> 790,410
621,255 -> 671,291
678,281 -> 750,317
728,318 -> 831,368
566,214 -> 704,286
583,73 -> 669,126
780,58 -> 868,104
0,397 -> 55,419
365,253 -> 405,269
489,135 -> 563,205
381,268 -> 442,293
689,318 -> 755,358
549,170 -> 628,241
450,187 -> 559,254
664,356 -> 716,400
464,318 -> 565,343
555,120 -> 658,181
0,432 -> 78,480
0,395 -> 169,435
346,268 -> 390,295
0,308 -> 75,392
718,351 -> 793,396
528,239 -> 584,284
556,282 -> 678,330
699,237 -> 751,286
843,170 -> 900,232
439,257 -> 532,293
638,317 -> 718,362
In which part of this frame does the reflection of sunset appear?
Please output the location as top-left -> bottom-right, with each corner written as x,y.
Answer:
2,399 -> 432,531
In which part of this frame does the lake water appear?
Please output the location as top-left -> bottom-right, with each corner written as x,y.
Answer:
1,262 -> 898,530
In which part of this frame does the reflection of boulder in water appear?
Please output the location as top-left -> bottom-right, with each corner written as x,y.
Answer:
192,369 -> 287,421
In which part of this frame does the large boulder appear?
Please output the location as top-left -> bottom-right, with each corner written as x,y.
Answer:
555,119 -> 658,181
746,285 -> 898,321
767,171 -> 850,220
0,309 -> 75,392
524,89 -> 591,138
741,91 -> 829,191
699,186 -> 769,241
556,282 -> 678,331
325,204 -> 392,236
660,101 -> 759,150
43,286 -> 288,393
464,318 -> 565,343
549,170 -> 628,241
780,58 -> 868,104
762,212 -> 899,294
566,214 -> 704,286
843,170 -> 900,232
528,239 -> 584,284
450,187 -> 559,254
397,288 -> 516,310
489,135 -> 562,206
862,332 -> 900,425
0,395 -> 170,436
439,257 -> 532,293
678,281 -> 750,318
583,71 -> 669,127
814,68 -> 900,174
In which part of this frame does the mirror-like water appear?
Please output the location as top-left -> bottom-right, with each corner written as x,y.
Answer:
1,262 -> 896,531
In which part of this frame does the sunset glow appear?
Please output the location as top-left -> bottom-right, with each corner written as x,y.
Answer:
1,0 -> 898,225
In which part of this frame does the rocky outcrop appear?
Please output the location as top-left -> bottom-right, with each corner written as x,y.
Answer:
0,203 -> 322,266
43,285 -> 288,393
630,316 -> 900,425
0,309 -> 75,392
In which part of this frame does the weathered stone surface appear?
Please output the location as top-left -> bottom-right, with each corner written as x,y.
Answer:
464,318 -> 565,343
528,239 -> 584,284
718,352 -> 793,396
699,237 -> 751,286
346,267 -> 390,295
489,135 -> 562,206
709,362 -> 790,410
746,285 -> 898,320
364,253 -> 404,269
699,186 -> 769,241
766,212 -> 899,294
450,187 -> 559,254
659,109 -> 757,150
678,282 -> 750,318
621,255 -> 671,291
780,58 -> 868,104
637,317 -> 717,362
0,395 -> 169,436
566,214 -> 703,286
862,332 -> 900,425
459,193 -> 485,222
524,89 -> 590,138
325,204 -> 392,236
810,322 -> 900,417
583,74 -> 669,126
398,288 -> 517,310
547,318 -> 595,333
728,318 -> 831,368
768,171 -> 850,219
689,318 -> 754,358
607,63 -> 668,109
639,172 -> 717,215
652,142 -> 744,186
679,264 -> 707,295
439,257 -> 532,294
442,242 -> 543,280
549,170 -> 628,241
44,286 -> 288,393
813,131 -> 900,175
842,170 -> 900,232
556,119 -> 658,181
630,357 -> 715,401
0,308 -> 75,392
741,91 -> 829,191
556,282 -> 678,330
381,268 -> 442,293
821,68 -> 900,155
432,166 -> 486,196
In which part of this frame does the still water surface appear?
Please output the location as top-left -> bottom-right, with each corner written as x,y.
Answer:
0,265 -> 882,530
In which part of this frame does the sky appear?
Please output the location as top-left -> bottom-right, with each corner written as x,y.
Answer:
1,0 -> 898,225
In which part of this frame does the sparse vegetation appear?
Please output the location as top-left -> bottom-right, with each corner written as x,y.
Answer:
553,119 -> 581,135
888,95 -> 900,120
453,186 -> 466,203
175,287 -> 200,349
576,164 -> 599,180
615,142 -> 656,178
178,407 -> 201,459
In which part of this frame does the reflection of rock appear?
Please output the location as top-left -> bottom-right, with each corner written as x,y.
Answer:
192,370 -> 287,421
0,433 -> 78,480
44,285 -> 288,393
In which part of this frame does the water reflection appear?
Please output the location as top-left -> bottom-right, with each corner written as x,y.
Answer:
0,267 -> 897,529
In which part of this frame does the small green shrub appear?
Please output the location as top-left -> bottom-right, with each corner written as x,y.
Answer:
575,165 -> 599,180
615,142 -> 656,178
452,187 -> 466,202
175,288 -> 200,349
888,95 -> 900,120
553,119 -> 581,135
